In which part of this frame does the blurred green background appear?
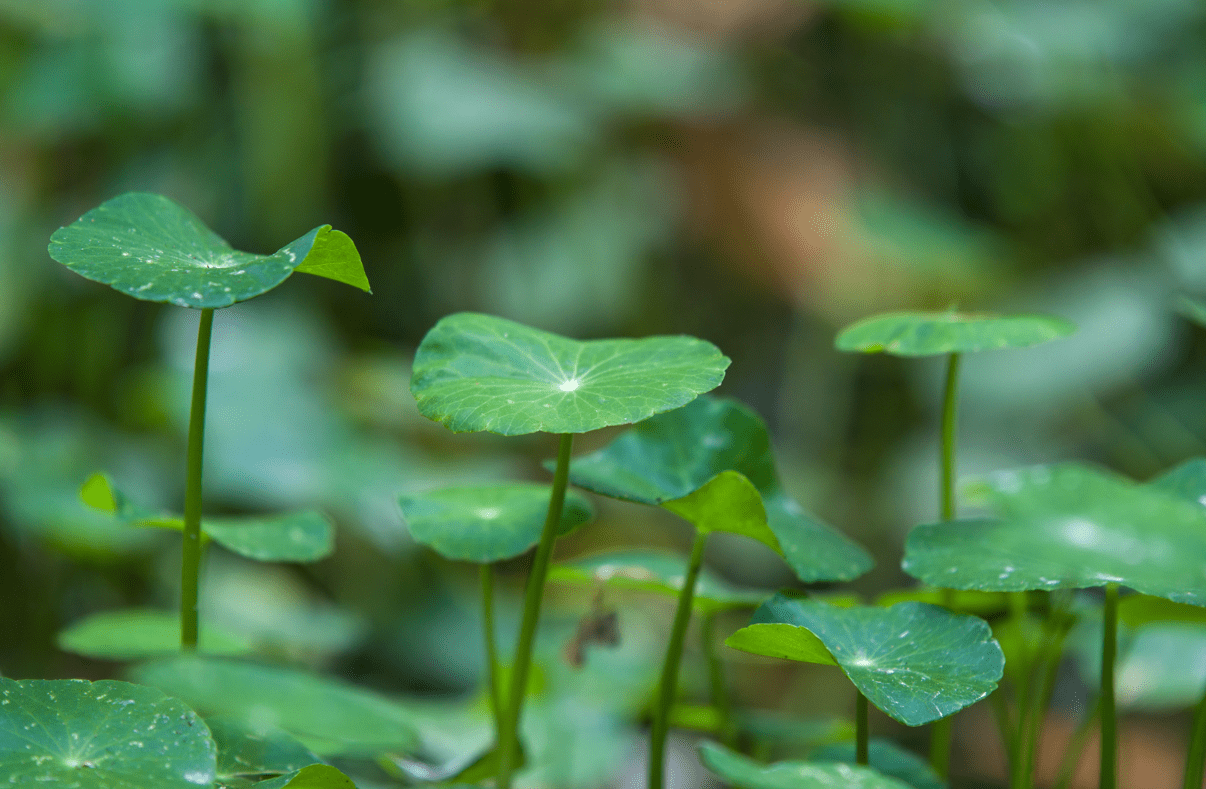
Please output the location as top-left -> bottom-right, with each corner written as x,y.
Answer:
5,0 -> 1206,785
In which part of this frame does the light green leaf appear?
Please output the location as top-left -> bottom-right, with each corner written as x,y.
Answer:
47,193 -> 369,309
565,396 -> 871,582
209,716 -> 320,782
662,470 -> 773,545
548,550 -> 771,613
130,656 -> 419,757
725,623 -> 837,666
1118,595 -> 1206,628
835,311 -> 1074,357
253,764 -> 357,788
58,608 -> 252,660
409,312 -> 729,435
399,483 -> 594,563
1150,456 -> 1206,505
699,742 -> 914,789
902,463 -> 1206,605
0,677 -> 216,788
733,594 -> 1004,726
811,740 -> 945,789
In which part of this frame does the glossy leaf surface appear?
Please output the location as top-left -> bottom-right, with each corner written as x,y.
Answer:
811,740 -> 945,789
0,678 -> 216,788
565,396 -> 871,582
58,609 -> 252,660
48,193 -> 369,309
729,595 -> 1004,726
209,716 -> 320,783
835,310 -> 1074,357
699,742 -> 913,789
548,550 -> 770,613
399,483 -> 594,562
902,463 -> 1206,605
130,656 -> 418,757
409,312 -> 728,435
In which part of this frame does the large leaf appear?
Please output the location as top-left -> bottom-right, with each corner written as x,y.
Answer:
0,677 -> 216,788
902,463 -> 1206,605
699,742 -> 914,789
565,396 -> 872,582
48,193 -> 369,309
727,595 -> 1004,726
811,740 -> 945,789
834,311 -> 1074,357
130,656 -> 419,757
58,608 -> 252,660
399,483 -> 594,563
208,716 -> 320,784
409,312 -> 728,435
548,550 -> 771,613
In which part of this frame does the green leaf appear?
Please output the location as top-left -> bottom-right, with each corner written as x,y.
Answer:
731,595 -> 1004,726
811,740 -> 946,789
399,483 -> 594,563
662,470 -> 774,545
0,677 -> 216,788
699,742 -> 914,789
834,311 -> 1074,357
725,623 -> 837,666
47,193 -> 369,309
1149,456 -> 1206,505
548,550 -> 771,613
902,463 -> 1206,605
130,656 -> 419,757
209,716 -> 321,782
58,608 -> 252,660
1118,595 -> 1206,628
253,764 -> 358,788
409,312 -> 729,435
875,587 -> 1008,616
565,396 -> 872,582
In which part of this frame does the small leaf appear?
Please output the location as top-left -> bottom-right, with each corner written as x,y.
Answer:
835,310 -> 1074,357
399,483 -> 594,563
58,609 -> 252,660
811,739 -> 945,789
699,742 -> 914,789
726,623 -> 837,666
903,463 -> 1206,605
209,716 -> 320,781
661,470 -> 774,545
548,550 -> 771,613
732,595 -> 1004,726
253,764 -> 358,788
0,677 -> 216,788
80,471 -> 119,512
47,193 -> 369,309
409,312 -> 729,435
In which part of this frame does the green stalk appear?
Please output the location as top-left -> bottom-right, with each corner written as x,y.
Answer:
1182,683 -> 1206,789
701,611 -> 736,746
856,691 -> 869,765
1100,583 -> 1119,789
649,528 -> 709,789
481,564 -> 504,736
180,308 -> 214,650
496,432 -> 574,789
931,351 -> 961,777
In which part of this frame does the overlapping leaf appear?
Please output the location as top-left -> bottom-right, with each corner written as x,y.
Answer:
699,742 -> 914,789
811,740 -> 945,789
835,311 -> 1074,357
902,463 -> 1206,605
409,312 -> 729,435
399,483 -> 594,562
565,396 -> 871,582
48,193 -> 369,309
58,608 -> 252,660
209,716 -> 321,786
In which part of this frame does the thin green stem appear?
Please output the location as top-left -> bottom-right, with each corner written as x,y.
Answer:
1182,683 -> 1206,789
856,691 -> 869,766
180,308 -> 214,650
1101,583 -> 1119,789
481,564 -> 503,737
931,351 -> 961,776
701,612 -> 736,747
648,528 -> 709,789
496,433 -> 573,789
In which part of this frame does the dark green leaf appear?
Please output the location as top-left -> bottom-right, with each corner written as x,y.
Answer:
399,483 -> 594,562
58,609 -> 252,660
699,742 -> 914,789
811,740 -> 946,789
409,312 -> 729,435
48,193 -> 369,309
0,678 -> 216,788
209,716 -> 320,781
835,311 -> 1074,357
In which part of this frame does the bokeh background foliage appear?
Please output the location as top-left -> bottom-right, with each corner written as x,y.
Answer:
5,0 -> 1206,786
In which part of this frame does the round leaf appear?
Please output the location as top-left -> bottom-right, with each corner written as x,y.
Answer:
835,311 -> 1074,357
731,594 -> 1004,726
565,396 -> 872,582
130,656 -> 419,757
208,716 -> 320,782
409,312 -> 729,435
58,609 -> 252,660
48,193 -> 369,309
902,463 -> 1206,605
699,742 -> 914,789
0,677 -> 216,788
548,550 -> 771,613
811,739 -> 945,789
399,483 -> 594,563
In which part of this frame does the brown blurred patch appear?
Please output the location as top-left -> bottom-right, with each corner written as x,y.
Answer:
627,0 -> 817,39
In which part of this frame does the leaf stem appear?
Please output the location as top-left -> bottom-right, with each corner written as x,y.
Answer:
496,432 -> 574,789
180,307 -> 214,650
1182,682 -> 1206,789
701,611 -> 736,747
481,564 -> 504,737
856,690 -> 869,766
649,528 -> 709,789
931,350 -> 961,776
1101,583 -> 1119,789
